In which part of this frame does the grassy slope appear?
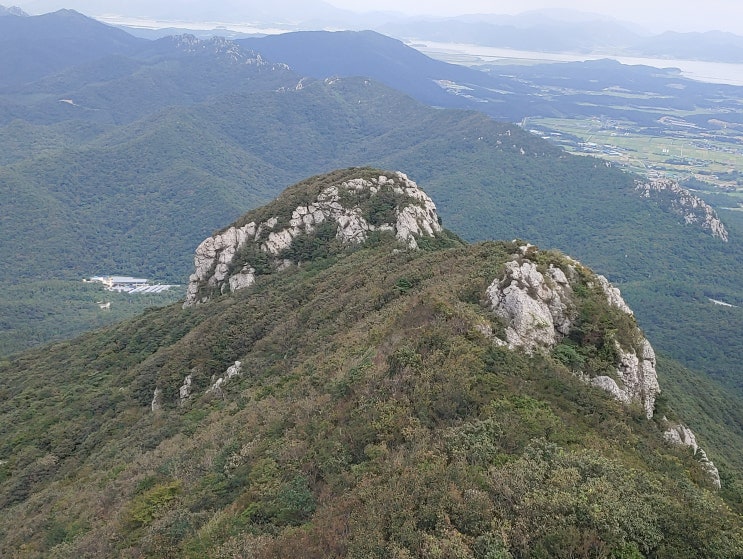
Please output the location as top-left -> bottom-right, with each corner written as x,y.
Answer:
0,236 -> 740,557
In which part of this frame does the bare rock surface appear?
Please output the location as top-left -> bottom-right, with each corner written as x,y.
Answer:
179,375 -> 193,404
184,171 -> 442,306
635,178 -> 728,241
207,361 -> 243,396
486,259 -> 573,352
665,422 -> 722,488
486,245 -> 660,418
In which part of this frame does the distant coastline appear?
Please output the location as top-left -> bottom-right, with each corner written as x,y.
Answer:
97,15 -> 743,87
412,41 -> 743,87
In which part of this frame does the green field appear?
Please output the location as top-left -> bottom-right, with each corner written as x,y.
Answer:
527,116 -> 743,190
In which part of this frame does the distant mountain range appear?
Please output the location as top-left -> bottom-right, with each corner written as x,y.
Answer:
380,17 -> 743,64
237,30 -> 743,126
0,4 -> 26,16
15,0 -> 354,24
0,8 -> 143,86
12,2 -> 741,64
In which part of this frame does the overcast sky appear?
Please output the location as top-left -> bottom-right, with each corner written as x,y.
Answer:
327,0 -> 743,34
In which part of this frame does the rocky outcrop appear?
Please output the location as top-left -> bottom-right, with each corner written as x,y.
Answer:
486,259 -> 574,353
596,274 -> 634,315
167,35 -> 278,67
486,245 -> 660,418
635,178 -> 728,241
151,388 -> 163,413
664,422 -> 699,452
664,422 -> 722,488
206,361 -> 243,396
179,375 -> 193,405
184,171 -> 443,306
590,339 -> 660,419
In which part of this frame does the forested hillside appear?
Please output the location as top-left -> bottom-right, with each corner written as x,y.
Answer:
2,10 -> 743,556
1,169 -> 740,558
1,12 -> 742,407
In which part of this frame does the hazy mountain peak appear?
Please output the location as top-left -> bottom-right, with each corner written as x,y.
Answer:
156,34 -> 274,66
0,4 -> 28,16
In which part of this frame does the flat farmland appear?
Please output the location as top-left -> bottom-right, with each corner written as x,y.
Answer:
526,115 -> 743,189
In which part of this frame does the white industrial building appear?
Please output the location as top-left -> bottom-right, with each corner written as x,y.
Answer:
87,276 -> 175,293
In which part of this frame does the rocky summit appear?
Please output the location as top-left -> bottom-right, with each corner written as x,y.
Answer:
182,167 -> 718,484
185,168 -> 442,306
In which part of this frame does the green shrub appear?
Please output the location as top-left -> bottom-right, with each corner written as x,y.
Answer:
126,480 -> 182,528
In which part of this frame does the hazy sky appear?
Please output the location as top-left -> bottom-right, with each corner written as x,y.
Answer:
327,0 -> 743,34
13,0 -> 743,34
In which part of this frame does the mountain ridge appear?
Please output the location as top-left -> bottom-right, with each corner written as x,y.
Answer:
2,68 -> 743,398
1,168 -> 739,557
0,11 -> 742,453
0,9 -> 144,87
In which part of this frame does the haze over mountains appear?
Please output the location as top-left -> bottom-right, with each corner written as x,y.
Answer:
10,0 -> 743,62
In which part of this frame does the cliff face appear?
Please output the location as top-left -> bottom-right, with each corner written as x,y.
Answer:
635,178 -> 729,241
485,244 -> 660,419
184,169 -> 443,306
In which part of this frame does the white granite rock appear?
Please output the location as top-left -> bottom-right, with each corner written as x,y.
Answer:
486,248 -> 659,418
664,422 -> 721,488
228,267 -> 256,292
596,274 -> 634,316
151,388 -> 163,412
616,340 -> 660,419
486,259 -> 573,352
207,361 -> 243,396
184,171 -> 443,306
664,422 -> 699,453
590,376 -> 632,404
179,375 -> 193,404
635,178 -> 728,241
